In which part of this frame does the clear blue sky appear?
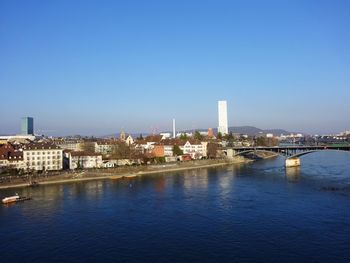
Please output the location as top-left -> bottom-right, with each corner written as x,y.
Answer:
1,0 -> 349,136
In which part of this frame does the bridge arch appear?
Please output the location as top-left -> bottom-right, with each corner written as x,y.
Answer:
289,149 -> 350,159
230,148 -> 350,164
232,149 -> 285,158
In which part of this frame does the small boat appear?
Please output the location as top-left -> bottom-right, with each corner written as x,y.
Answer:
2,193 -> 31,204
2,194 -> 20,204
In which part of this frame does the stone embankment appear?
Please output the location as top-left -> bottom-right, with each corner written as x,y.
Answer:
0,157 -> 249,190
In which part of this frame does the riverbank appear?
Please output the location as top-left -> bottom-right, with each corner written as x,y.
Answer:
0,158 -> 251,190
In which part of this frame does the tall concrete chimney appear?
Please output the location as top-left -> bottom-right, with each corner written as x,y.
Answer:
173,119 -> 176,138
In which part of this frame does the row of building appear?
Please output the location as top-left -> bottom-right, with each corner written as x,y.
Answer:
0,142 -> 63,171
0,131 -> 214,172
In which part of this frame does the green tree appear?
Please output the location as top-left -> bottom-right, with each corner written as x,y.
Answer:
194,131 -> 203,141
217,132 -> 223,140
224,132 -> 234,141
173,145 -> 183,156
155,157 -> 166,164
180,133 -> 188,140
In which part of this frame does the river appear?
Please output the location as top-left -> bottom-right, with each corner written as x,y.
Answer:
1,151 -> 350,262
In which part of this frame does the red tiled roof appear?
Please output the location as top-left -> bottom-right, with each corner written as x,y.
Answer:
0,143 -> 23,160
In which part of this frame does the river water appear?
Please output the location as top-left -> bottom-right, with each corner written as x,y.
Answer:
1,152 -> 350,262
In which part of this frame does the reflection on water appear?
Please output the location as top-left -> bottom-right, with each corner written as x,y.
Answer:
183,168 -> 209,190
285,167 -> 301,182
1,152 -> 350,263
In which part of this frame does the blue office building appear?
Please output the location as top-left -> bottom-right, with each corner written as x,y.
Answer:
21,117 -> 34,135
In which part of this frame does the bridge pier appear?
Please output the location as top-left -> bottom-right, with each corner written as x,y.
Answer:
285,157 -> 301,168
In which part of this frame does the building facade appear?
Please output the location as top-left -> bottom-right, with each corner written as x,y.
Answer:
95,141 -> 115,155
218,100 -> 228,135
21,117 -> 34,135
55,140 -> 82,151
152,145 -> 165,157
0,143 -> 25,170
180,140 -> 208,159
68,151 -> 103,169
23,143 -> 63,171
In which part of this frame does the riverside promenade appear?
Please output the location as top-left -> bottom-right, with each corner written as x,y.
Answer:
0,158 -> 250,190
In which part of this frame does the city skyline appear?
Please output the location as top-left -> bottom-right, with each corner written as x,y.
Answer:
1,100 -> 350,136
1,112 -> 349,137
1,1 -> 350,135
1,2 -> 350,262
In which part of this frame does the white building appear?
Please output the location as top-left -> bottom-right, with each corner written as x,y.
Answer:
180,140 -> 208,159
68,151 -> 103,169
218,100 -> 228,135
0,134 -> 37,141
164,145 -> 174,156
102,160 -> 115,168
102,159 -> 135,167
23,143 -> 63,171
160,133 -> 172,140
176,132 -> 193,138
124,135 -> 134,146
55,140 -> 82,151
95,141 -> 114,155
119,132 -> 134,146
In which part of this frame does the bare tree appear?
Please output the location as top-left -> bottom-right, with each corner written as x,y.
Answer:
207,143 -> 219,159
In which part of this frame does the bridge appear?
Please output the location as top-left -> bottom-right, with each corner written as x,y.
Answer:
224,145 -> 350,167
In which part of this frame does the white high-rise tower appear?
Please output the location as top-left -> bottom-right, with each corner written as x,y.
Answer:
218,100 -> 228,135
